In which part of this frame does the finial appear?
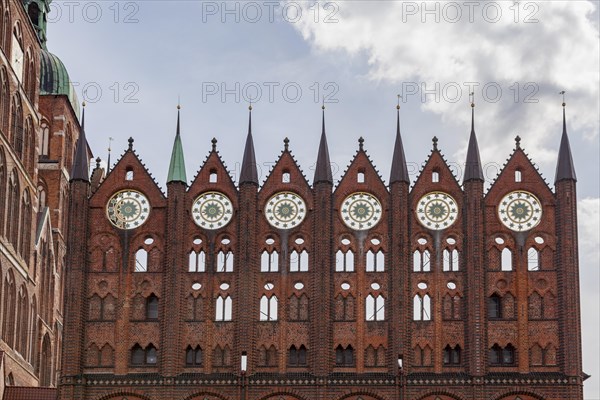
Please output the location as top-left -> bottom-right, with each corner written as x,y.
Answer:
284,137 -> 289,151
248,98 -> 253,111
432,136 -> 438,150
515,135 -> 521,149
82,101 -> 86,108
358,137 -> 364,150
177,95 -> 181,110
95,157 -> 101,168
560,90 -> 566,107
469,91 -> 475,108
397,94 -> 401,110
128,137 -> 134,150
322,96 -> 325,110
212,137 -> 217,151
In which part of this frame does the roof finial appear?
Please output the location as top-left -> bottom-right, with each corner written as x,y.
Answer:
284,137 -> 289,151
560,90 -> 566,107
212,137 -> 217,151
107,137 -> 113,172
397,94 -> 401,110
432,136 -> 438,150
515,135 -> 521,149
358,136 -> 364,151
128,137 -> 134,150
95,157 -> 101,169
249,97 -> 253,111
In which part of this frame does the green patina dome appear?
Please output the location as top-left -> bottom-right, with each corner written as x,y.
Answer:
40,49 -> 80,119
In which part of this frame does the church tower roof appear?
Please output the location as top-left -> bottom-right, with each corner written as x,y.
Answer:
70,104 -> 89,182
390,102 -> 409,184
239,106 -> 258,185
555,101 -> 577,183
314,105 -> 333,185
464,101 -> 484,182
167,106 -> 187,184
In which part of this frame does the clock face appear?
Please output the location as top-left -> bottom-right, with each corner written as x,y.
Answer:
340,192 -> 382,230
191,191 -> 233,230
106,190 -> 150,230
498,190 -> 542,232
416,191 -> 458,230
264,191 -> 307,229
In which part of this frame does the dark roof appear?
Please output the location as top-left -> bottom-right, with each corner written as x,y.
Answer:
239,109 -> 258,185
3,387 -> 57,400
70,106 -> 89,182
167,108 -> 187,184
39,50 -> 80,120
389,106 -> 409,184
555,107 -> 577,183
463,105 -> 484,182
313,108 -> 333,184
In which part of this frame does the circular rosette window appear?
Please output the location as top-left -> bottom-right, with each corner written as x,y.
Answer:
191,191 -> 233,230
498,190 -> 542,232
106,190 -> 151,230
264,191 -> 307,229
340,192 -> 382,230
416,191 -> 458,230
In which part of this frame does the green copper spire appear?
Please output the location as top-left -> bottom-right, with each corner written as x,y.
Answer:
23,0 -> 51,49
167,106 -> 187,184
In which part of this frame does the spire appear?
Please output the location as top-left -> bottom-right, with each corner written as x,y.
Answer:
239,105 -> 258,185
555,97 -> 577,183
463,98 -> 484,182
167,105 -> 187,184
70,103 -> 90,182
314,105 -> 333,184
390,99 -> 409,184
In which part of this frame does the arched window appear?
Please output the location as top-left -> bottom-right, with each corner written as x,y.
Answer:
131,344 -> 144,365
259,295 -> 278,321
10,95 -> 23,156
413,250 -> 431,272
432,171 -> 439,182
40,334 -> 52,385
188,250 -> 206,272
443,345 -> 461,365
100,344 -> 114,366
515,169 -> 522,182
289,293 -> 308,321
0,68 -> 7,133
209,169 -> 217,183
0,149 -> 6,233
490,344 -> 515,365
335,345 -> 354,366
40,122 -> 50,158
145,344 -> 157,364
146,294 -> 159,319
261,250 -> 279,272
213,345 -> 231,367
215,295 -> 232,321
216,250 -> 234,272
488,294 -> 502,319
258,345 -> 277,366
527,247 -> 540,271
27,3 -> 40,30
125,167 -> 134,181
413,294 -> 431,321
135,248 -> 148,272
366,250 -> 385,272
185,345 -> 203,366
357,171 -> 365,183
288,345 -> 307,366
282,171 -> 290,183
365,294 -> 385,321
19,190 -> 31,259
335,249 -> 354,272
2,274 -> 16,347
443,249 -> 459,271
290,249 -> 308,272
6,170 -> 19,247
501,248 -> 512,271
37,184 -> 46,209
335,294 -> 355,321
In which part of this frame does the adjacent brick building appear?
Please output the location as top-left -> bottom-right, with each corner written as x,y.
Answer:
1,0 -> 82,398
58,100 -> 585,400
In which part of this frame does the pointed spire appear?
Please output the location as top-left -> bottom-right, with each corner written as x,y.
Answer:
314,104 -> 333,184
240,104 -> 258,185
167,105 -> 187,184
390,98 -> 409,184
464,98 -> 484,182
71,102 -> 90,182
555,97 -> 577,183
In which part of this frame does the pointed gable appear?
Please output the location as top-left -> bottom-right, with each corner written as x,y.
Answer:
411,139 -> 462,199
259,138 -> 312,203
89,142 -> 166,209
188,138 -> 238,204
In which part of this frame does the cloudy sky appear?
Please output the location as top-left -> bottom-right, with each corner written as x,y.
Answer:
46,1 -> 599,397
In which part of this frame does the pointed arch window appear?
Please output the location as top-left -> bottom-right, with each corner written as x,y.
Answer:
335,345 -> 354,366
432,171 -> 439,183
209,169 -> 218,183
443,249 -> 459,271
527,247 -> 540,271
185,345 -> 203,366
501,248 -> 513,271
282,171 -> 290,183
515,169 -> 522,182
366,250 -> 385,272
443,345 -> 461,365
189,250 -> 206,272
146,294 -> 159,320
413,249 -> 431,272
259,345 -> 278,366
261,250 -> 279,272
213,345 -> 231,367
413,294 -> 431,321
217,250 -> 234,272
131,344 -> 145,365
260,295 -> 278,321
490,344 -> 515,365
215,295 -> 232,321
40,122 -> 50,158
125,167 -> 134,181
488,294 -> 502,319
335,294 -> 355,321
289,345 -> 307,366
357,172 -> 365,183
135,249 -> 148,272
365,294 -> 385,321
336,249 -> 354,272
289,293 -> 308,321
290,250 -> 308,272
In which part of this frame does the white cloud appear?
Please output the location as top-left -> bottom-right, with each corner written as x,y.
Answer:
289,1 -> 599,166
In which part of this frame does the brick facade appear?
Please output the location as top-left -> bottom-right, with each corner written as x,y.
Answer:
58,109 -> 584,400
